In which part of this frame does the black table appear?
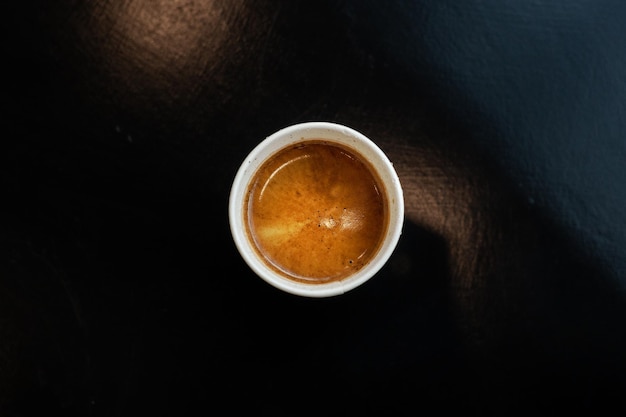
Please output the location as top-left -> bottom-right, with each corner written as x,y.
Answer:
3,1 -> 626,416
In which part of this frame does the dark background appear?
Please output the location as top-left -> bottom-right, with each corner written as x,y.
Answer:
2,1 -> 626,416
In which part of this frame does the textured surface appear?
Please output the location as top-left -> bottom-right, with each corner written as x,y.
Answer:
2,1 -> 626,416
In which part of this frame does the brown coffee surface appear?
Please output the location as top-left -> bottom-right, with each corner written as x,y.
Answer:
245,141 -> 388,283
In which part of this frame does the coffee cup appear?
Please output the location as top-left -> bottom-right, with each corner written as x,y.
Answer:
228,121 -> 404,297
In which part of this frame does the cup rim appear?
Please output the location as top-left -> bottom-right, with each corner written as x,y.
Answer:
228,121 -> 404,297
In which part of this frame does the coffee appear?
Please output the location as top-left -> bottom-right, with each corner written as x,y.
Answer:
244,140 -> 389,284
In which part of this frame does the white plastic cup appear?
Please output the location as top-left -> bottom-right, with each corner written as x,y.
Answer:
229,121 -> 404,297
